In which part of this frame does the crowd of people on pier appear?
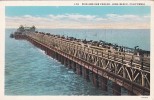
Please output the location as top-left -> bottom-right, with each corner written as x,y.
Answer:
12,25 -> 149,59
35,31 -> 150,58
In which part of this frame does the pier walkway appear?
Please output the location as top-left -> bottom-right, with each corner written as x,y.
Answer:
12,30 -> 150,95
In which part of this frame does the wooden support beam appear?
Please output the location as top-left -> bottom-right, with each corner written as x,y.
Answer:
101,76 -> 108,91
112,82 -> 121,95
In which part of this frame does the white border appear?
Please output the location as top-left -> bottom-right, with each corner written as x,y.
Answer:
0,1 -> 154,100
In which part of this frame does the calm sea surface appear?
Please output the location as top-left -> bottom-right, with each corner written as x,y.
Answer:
5,29 -> 150,95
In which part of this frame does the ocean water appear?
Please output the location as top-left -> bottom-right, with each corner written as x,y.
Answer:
5,29 -> 150,95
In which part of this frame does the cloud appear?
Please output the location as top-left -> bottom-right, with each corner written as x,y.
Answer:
23,15 -> 33,18
48,14 -> 97,22
106,14 -> 150,23
5,14 -> 150,29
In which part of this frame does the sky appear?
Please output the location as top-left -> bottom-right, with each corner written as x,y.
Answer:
5,6 -> 150,29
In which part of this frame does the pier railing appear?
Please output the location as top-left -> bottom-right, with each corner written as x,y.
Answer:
13,32 -> 150,95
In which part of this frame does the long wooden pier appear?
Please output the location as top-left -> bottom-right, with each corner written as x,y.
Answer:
12,30 -> 150,95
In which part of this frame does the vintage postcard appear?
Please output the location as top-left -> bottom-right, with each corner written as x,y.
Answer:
0,0 -> 154,100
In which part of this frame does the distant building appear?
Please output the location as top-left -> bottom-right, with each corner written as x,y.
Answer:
16,25 -> 36,33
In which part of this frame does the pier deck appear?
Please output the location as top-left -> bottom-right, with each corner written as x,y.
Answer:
12,31 -> 150,95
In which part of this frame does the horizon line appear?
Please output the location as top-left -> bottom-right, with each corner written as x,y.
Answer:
5,27 -> 150,30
